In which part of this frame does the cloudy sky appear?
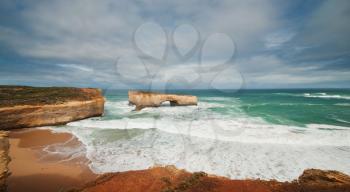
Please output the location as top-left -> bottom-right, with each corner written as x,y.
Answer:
0,0 -> 349,89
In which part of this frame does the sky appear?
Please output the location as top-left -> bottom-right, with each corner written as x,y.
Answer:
0,0 -> 349,89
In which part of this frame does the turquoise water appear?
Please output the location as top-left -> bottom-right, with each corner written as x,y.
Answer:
48,89 -> 350,181
235,89 -> 350,127
103,89 -> 350,127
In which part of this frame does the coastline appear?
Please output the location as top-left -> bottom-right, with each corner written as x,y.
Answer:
1,86 -> 349,191
7,128 -> 97,192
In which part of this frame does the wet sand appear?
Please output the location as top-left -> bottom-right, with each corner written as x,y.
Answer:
7,128 -> 98,192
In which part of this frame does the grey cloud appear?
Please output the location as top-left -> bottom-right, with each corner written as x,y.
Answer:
236,54 -> 350,87
0,0 -> 349,88
290,0 -> 350,62
0,0 -> 283,61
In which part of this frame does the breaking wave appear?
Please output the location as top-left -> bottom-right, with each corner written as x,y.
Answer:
303,93 -> 350,100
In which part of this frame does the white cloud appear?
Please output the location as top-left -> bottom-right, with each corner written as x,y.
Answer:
264,31 -> 295,49
57,64 -> 94,72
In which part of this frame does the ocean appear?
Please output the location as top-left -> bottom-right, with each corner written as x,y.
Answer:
47,89 -> 350,181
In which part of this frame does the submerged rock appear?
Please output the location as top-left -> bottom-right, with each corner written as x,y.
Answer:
0,86 -> 105,130
128,90 -> 197,110
70,167 -> 350,192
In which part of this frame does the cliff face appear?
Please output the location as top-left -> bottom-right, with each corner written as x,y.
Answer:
0,131 -> 10,192
128,91 -> 197,110
0,86 -> 105,130
71,166 -> 350,192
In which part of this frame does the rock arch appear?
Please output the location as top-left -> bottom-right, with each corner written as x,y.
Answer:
128,91 -> 197,111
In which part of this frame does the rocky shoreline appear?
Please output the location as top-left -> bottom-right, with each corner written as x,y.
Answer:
70,166 -> 350,192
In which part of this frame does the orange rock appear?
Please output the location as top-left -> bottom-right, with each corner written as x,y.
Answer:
70,167 -> 350,192
297,169 -> 350,192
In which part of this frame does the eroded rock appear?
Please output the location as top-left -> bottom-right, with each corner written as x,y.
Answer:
0,86 -> 105,130
128,91 -> 197,110
297,169 -> 350,191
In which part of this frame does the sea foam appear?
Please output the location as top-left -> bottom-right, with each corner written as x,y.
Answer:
44,98 -> 350,181
47,125 -> 350,181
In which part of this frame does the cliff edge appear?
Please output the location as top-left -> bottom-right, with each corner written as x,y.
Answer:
128,90 -> 197,110
0,86 -> 105,130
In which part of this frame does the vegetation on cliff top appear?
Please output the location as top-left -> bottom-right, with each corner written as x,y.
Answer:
0,85 -> 102,107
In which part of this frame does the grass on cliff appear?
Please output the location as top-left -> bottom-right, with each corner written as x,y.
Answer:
0,85 -> 100,107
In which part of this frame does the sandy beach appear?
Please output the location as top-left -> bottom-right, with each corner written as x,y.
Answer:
7,128 -> 97,192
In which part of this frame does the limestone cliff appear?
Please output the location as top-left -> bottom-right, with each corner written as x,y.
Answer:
70,167 -> 350,192
128,91 -> 197,110
0,131 -> 10,192
0,86 -> 105,130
